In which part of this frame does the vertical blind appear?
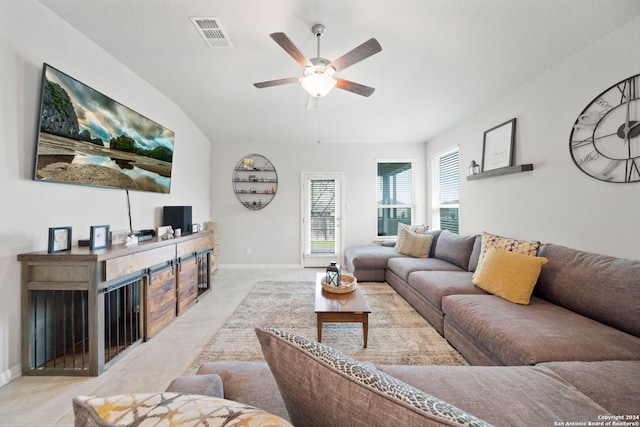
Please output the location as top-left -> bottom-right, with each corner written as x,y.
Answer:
377,162 -> 413,236
438,151 -> 459,233
439,151 -> 459,205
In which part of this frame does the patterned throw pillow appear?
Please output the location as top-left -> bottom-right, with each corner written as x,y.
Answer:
256,327 -> 492,427
394,223 -> 428,250
476,231 -> 541,267
72,393 -> 293,427
396,230 -> 433,258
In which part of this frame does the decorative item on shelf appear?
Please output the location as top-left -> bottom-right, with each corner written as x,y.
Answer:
243,158 -> 255,169
468,160 -> 480,176
89,225 -> 110,250
156,225 -> 173,240
48,226 -> 72,253
111,230 -> 128,245
325,262 -> 341,287
124,234 -> 138,246
482,118 -> 516,172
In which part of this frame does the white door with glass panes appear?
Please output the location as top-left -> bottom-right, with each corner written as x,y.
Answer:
302,174 -> 343,267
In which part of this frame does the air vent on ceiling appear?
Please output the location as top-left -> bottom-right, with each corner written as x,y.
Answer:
190,16 -> 233,48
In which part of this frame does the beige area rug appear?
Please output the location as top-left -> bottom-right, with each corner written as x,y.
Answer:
187,281 -> 467,374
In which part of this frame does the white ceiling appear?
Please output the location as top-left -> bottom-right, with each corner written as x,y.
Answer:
38,0 -> 640,145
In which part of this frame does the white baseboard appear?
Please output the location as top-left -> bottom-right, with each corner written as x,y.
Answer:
219,264 -> 302,269
0,364 -> 21,388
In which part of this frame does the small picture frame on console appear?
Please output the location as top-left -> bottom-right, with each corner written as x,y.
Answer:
48,226 -> 72,253
90,225 -> 110,250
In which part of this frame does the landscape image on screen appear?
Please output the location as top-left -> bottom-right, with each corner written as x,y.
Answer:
34,64 -> 175,193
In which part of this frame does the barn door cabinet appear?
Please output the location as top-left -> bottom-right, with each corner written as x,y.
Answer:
18,230 -> 214,376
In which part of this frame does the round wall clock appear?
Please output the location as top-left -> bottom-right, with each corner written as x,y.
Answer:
570,73 -> 640,183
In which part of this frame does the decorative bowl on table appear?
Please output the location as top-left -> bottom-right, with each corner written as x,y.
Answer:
321,273 -> 358,294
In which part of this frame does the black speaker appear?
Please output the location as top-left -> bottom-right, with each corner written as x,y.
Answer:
163,206 -> 192,233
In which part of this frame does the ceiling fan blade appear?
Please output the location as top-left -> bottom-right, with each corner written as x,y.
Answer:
270,32 -> 313,68
306,95 -> 319,109
254,77 -> 300,88
329,38 -> 382,72
335,79 -> 375,97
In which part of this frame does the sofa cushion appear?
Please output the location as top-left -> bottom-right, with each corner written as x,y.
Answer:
467,236 -> 482,272
472,248 -> 548,304
255,327 -> 492,427
405,271 -> 488,335
535,243 -> 640,337
442,295 -> 640,365
387,256 -> 464,282
72,393 -> 292,427
433,230 -> 477,270
539,360 -> 640,416
377,364 -> 611,427
408,271 -> 487,311
396,230 -> 433,258
345,245 -> 407,270
197,361 -> 289,421
165,374 -> 224,398
344,245 -> 408,281
395,223 -> 428,250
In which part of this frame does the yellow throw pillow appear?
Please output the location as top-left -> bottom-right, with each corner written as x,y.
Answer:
395,223 -> 428,250
472,248 -> 548,305
396,231 -> 433,258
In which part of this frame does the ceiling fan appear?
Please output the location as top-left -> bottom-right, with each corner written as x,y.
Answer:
253,24 -> 382,108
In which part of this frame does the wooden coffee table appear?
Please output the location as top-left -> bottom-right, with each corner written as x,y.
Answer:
314,273 -> 372,348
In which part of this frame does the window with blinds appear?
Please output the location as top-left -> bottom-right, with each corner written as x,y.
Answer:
437,150 -> 459,233
377,161 -> 413,237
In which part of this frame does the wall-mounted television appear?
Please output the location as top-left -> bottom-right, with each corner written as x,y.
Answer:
34,64 -> 175,193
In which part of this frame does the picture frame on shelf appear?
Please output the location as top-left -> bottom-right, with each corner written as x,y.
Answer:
48,226 -> 72,253
481,118 -> 516,172
110,229 -> 128,245
90,225 -> 110,250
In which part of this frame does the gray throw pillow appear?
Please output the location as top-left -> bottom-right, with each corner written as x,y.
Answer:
433,230 -> 478,270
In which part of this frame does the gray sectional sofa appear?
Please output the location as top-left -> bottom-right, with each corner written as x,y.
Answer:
345,230 -> 640,366
191,330 -> 640,427
85,230 -> 639,426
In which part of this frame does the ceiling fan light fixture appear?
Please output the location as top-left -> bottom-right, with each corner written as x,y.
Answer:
301,67 -> 336,97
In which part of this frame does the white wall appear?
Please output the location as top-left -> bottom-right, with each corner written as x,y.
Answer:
211,142 -> 426,265
0,1 -> 212,384
427,17 -> 640,260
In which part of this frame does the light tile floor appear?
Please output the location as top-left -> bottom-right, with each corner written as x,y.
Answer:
0,267 -> 320,426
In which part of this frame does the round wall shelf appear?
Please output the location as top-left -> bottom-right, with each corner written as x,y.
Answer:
232,154 -> 278,210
